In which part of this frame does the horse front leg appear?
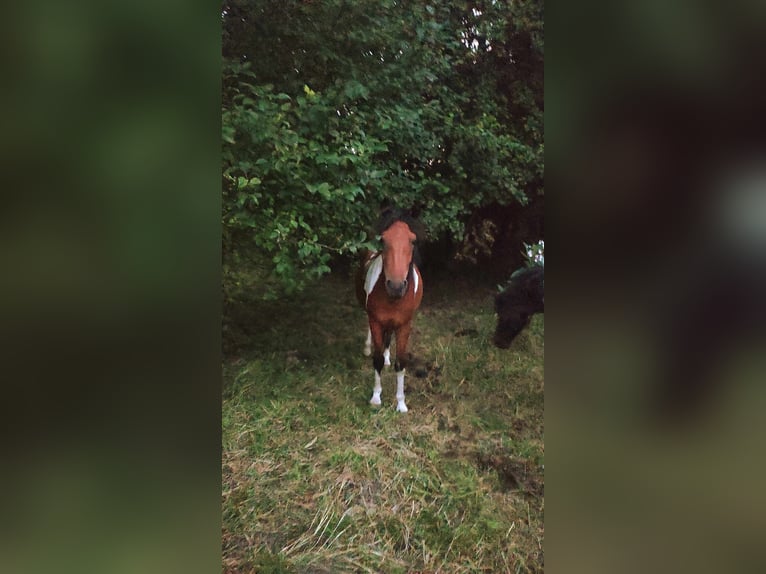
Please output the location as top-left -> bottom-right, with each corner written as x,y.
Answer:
368,321 -> 385,407
393,322 -> 413,413
365,326 -> 390,364
363,326 -> 372,356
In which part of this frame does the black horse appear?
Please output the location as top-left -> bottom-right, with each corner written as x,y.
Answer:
493,266 -> 544,349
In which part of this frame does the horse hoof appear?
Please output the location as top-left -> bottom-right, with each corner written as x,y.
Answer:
370,396 -> 381,407
396,403 -> 408,413
363,347 -> 371,357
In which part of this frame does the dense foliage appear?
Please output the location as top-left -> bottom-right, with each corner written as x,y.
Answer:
222,0 -> 543,294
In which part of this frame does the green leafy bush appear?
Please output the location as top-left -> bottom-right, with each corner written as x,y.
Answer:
222,0 -> 543,296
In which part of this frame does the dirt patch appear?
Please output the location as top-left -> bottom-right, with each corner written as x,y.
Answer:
510,417 -> 528,434
404,358 -> 443,399
476,452 -> 544,496
440,434 -> 477,460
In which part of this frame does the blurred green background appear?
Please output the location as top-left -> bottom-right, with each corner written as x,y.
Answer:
547,0 -> 766,572
0,2 -> 220,573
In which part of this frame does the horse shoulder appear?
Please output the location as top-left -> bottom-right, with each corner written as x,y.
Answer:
355,251 -> 381,309
412,265 -> 422,295
411,265 -> 424,308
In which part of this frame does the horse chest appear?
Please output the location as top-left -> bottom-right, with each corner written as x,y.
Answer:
367,278 -> 420,326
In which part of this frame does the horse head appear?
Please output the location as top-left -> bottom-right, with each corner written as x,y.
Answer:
381,220 -> 416,299
493,266 -> 544,349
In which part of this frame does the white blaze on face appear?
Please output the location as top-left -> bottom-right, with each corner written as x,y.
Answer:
413,266 -> 420,294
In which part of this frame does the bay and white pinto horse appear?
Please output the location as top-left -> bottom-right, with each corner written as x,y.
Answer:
355,209 -> 424,412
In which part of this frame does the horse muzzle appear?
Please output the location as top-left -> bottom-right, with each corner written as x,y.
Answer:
385,278 -> 408,299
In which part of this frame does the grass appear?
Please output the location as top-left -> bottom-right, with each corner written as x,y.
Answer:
223,268 -> 544,573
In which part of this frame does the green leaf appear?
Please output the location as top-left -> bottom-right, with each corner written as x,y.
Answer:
222,126 -> 236,144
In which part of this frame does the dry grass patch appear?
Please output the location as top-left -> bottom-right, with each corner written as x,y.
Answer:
223,272 -> 543,573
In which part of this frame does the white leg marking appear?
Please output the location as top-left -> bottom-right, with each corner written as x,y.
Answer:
395,369 -> 408,413
383,347 -> 391,366
370,370 -> 382,406
363,327 -> 372,356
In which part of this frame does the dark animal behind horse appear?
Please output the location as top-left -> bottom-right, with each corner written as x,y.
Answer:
355,208 -> 425,412
493,266 -> 544,349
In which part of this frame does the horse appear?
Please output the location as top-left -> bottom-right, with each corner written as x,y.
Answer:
355,208 -> 424,412
493,265 -> 544,349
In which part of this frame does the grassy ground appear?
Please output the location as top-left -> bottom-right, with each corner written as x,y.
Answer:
222,268 -> 544,573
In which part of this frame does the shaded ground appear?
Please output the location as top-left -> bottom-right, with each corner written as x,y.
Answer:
222,269 -> 544,573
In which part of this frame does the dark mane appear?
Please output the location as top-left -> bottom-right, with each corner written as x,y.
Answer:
374,207 -> 426,243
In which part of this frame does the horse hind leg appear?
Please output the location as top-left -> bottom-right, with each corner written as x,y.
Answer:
370,358 -> 383,406
383,331 -> 392,366
363,327 -> 372,357
369,324 -> 385,407
395,369 -> 407,413
394,324 -> 413,413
